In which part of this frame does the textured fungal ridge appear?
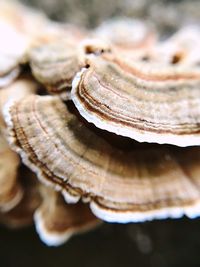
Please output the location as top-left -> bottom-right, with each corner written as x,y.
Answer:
0,1 -> 200,246
5,95 -> 200,222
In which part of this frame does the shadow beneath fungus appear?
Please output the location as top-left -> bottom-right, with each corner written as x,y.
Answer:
66,100 -> 164,151
1,218 -> 200,267
66,101 -> 200,154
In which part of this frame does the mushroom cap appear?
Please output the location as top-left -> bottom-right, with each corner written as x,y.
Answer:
5,95 -> 200,223
71,55 -> 200,146
34,185 -> 99,246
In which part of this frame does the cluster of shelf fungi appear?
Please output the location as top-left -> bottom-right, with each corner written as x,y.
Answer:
0,1 -> 200,246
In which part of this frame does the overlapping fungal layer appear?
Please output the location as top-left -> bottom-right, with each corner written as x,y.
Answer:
29,40 -> 86,99
72,54 -> 200,146
4,95 -> 200,223
35,185 -> 99,246
29,18 -> 155,99
29,36 -> 113,99
29,19 -> 156,99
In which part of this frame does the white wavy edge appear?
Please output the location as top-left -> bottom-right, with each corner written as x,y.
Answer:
34,208 -> 100,246
90,200 -> 200,223
71,68 -> 200,147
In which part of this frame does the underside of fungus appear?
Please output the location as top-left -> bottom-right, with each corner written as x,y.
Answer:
5,95 -> 200,223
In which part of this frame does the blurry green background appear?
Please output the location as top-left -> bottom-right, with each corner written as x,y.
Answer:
2,1 -> 200,266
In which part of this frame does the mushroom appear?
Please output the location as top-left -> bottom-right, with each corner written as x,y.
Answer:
35,185 -> 99,246
4,95 -> 200,223
71,55 -> 200,146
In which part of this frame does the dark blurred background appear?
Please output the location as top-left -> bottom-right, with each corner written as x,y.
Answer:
2,218 -> 200,267
2,1 -> 200,266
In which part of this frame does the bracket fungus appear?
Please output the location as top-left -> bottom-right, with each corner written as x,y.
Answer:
4,95 -> 200,223
35,185 -> 99,246
72,55 -> 200,146
29,37 -> 111,99
1,0 -> 200,246
29,40 -> 86,99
